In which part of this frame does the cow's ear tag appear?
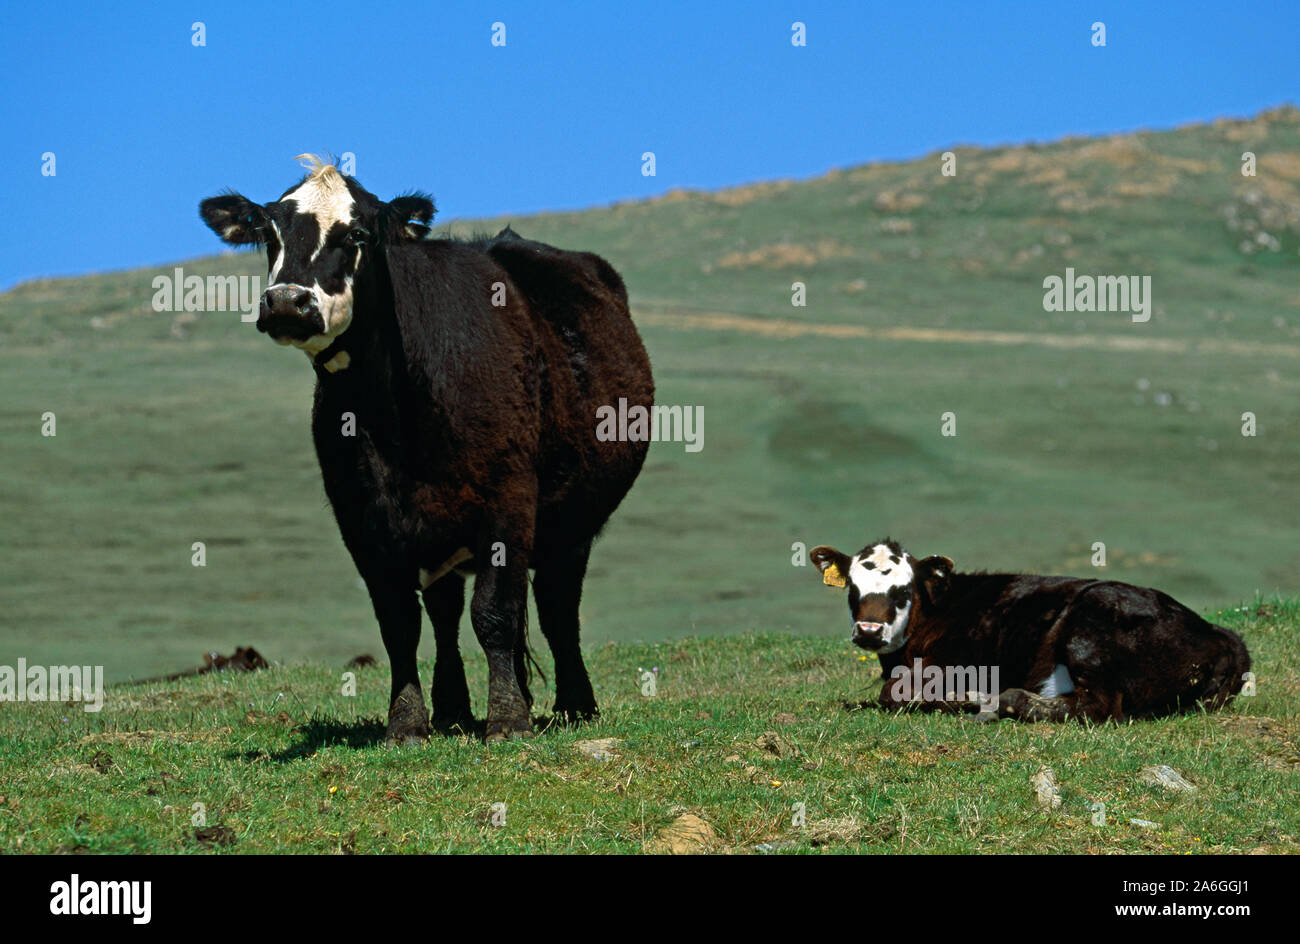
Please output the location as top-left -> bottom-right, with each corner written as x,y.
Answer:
822,563 -> 847,588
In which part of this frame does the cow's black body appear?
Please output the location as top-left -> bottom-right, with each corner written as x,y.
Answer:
879,572 -> 1251,721
312,229 -> 653,740
200,161 -> 652,743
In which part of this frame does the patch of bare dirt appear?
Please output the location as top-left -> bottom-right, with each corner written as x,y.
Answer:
873,190 -> 926,212
1210,716 -> 1300,770
716,239 -> 854,270
709,180 -> 793,207
643,813 -> 718,854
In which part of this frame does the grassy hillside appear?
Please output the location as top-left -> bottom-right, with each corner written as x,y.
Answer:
0,601 -> 1294,854
1,107 -> 1298,681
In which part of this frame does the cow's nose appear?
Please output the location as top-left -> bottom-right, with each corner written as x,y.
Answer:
261,286 -> 313,317
852,621 -> 884,647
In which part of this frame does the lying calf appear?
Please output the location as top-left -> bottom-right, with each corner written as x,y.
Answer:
809,538 -> 1251,722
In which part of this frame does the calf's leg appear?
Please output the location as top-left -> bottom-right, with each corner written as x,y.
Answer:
533,540 -> 599,722
997,686 -> 1123,722
423,574 -> 473,730
365,572 -> 430,745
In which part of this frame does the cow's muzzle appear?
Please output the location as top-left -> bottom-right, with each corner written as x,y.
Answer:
852,621 -> 886,650
258,286 -> 324,341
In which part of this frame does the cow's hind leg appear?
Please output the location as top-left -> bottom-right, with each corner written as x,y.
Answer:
366,573 -> 430,746
533,540 -> 599,723
423,574 -> 473,731
470,542 -> 534,743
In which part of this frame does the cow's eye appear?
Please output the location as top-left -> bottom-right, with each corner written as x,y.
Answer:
345,227 -> 369,247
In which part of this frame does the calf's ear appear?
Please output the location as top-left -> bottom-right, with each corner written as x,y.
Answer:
199,192 -> 266,245
915,555 -> 955,604
809,545 -> 851,589
387,193 -> 437,241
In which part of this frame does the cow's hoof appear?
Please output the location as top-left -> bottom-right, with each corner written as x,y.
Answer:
485,718 -> 534,743
384,716 -> 430,746
385,684 -> 430,745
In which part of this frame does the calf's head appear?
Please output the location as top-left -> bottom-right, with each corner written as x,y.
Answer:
198,155 -> 435,355
809,539 -> 953,653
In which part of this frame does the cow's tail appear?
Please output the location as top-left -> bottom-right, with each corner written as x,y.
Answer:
1199,623 -> 1252,710
520,602 -> 547,698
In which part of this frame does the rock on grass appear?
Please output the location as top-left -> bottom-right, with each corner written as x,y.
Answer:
575,738 -> 621,762
1031,766 -> 1063,809
1139,765 -> 1198,793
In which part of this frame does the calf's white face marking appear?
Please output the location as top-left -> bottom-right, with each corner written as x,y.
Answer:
849,544 -> 914,596
848,543 -> 915,654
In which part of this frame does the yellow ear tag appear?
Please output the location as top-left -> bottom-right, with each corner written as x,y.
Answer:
822,563 -> 847,588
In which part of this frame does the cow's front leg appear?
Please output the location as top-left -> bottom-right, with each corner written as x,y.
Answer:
366,571 -> 429,745
470,548 -> 533,743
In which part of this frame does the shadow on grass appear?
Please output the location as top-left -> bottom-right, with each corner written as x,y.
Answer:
228,716 -> 389,763
228,713 -> 574,762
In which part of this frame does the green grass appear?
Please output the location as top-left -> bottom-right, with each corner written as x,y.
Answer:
0,599 -> 1294,853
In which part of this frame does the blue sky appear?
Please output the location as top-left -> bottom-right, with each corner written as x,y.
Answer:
1,1 -> 1296,289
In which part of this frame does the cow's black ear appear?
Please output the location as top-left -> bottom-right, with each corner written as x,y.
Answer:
387,193 -> 436,241
916,555 -> 955,605
809,545 -> 851,589
199,192 -> 266,245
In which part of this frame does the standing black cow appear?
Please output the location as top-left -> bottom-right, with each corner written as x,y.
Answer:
200,155 -> 653,743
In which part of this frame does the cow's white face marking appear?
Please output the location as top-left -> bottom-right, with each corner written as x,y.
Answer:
267,220 -> 285,284
848,543 -> 916,653
285,274 -> 356,356
1038,663 -> 1075,698
282,170 -> 356,262
849,543 -> 915,596
270,159 -> 360,353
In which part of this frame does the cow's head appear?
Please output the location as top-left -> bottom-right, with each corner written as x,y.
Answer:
809,539 -> 953,653
198,155 -> 435,356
